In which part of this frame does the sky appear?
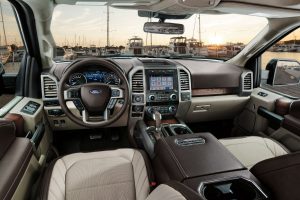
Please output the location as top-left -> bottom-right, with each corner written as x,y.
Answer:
50,4 -> 269,47
2,0 -> 300,48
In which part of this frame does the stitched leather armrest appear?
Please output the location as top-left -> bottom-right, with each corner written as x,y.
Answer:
251,153 -> 300,200
0,119 -> 16,159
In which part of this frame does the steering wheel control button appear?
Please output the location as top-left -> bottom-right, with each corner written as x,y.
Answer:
73,100 -> 84,111
107,99 -> 117,109
111,89 -> 120,97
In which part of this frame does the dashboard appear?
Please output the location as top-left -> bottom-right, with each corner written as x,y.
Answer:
69,70 -> 120,86
42,58 -> 252,130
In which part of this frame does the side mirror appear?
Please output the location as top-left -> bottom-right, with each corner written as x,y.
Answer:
266,59 -> 300,85
143,22 -> 184,35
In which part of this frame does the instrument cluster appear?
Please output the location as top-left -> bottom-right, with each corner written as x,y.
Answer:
69,71 -> 121,86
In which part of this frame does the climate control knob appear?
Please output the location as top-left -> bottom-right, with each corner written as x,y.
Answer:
170,94 -> 177,100
148,95 -> 155,101
169,106 -> 176,113
147,107 -> 155,114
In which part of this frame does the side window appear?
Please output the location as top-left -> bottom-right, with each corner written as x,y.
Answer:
261,28 -> 300,98
0,0 -> 24,108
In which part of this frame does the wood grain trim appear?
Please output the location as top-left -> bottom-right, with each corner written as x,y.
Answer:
192,88 -> 236,97
146,119 -> 178,127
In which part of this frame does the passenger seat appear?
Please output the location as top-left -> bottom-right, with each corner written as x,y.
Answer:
219,136 -> 289,169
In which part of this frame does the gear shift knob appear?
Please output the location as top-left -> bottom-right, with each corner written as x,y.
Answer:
152,111 -> 162,132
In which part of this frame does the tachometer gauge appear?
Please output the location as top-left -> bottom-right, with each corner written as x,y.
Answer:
69,73 -> 87,86
104,73 -> 120,85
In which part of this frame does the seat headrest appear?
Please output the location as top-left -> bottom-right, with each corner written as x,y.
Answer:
0,119 -> 16,159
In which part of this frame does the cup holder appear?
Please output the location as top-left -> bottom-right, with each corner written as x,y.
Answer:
162,124 -> 193,136
200,178 -> 268,200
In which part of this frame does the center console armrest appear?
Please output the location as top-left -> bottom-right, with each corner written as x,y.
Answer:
154,133 -> 245,183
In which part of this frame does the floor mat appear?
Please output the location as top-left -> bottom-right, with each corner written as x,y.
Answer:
53,127 -> 130,156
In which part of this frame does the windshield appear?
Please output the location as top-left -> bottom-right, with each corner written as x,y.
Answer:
51,5 -> 268,61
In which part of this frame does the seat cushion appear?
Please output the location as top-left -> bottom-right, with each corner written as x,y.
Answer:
43,149 -> 150,200
219,136 -> 289,169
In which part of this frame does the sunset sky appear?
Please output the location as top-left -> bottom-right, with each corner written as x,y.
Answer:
50,5 -> 268,47
2,0 -> 300,48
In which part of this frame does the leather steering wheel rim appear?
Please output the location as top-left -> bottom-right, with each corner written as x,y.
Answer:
58,58 -> 130,128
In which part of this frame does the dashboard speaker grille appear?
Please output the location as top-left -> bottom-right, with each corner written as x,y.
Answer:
42,76 -> 58,98
132,70 -> 144,93
179,69 -> 190,91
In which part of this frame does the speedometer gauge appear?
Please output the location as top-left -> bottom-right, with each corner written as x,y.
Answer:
69,73 -> 87,86
104,73 -> 120,85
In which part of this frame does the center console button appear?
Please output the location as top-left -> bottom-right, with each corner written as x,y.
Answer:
169,106 -> 176,113
148,95 -> 155,101
147,107 -> 155,114
170,94 -> 177,100
134,96 -> 142,102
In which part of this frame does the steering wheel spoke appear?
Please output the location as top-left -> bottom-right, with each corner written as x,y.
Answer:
64,86 -> 81,101
82,109 -> 108,125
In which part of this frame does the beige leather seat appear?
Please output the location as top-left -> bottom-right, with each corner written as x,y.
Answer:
40,149 -> 196,200
219,136 -> 289,169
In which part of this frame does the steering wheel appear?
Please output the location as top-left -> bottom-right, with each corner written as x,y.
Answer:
58,58 -> 130,128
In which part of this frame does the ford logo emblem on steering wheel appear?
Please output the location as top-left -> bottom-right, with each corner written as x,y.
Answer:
89,89 -> 102,95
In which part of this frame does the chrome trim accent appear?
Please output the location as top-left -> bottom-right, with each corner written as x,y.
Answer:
197,176 -> 268,200
175,137 -> 205,146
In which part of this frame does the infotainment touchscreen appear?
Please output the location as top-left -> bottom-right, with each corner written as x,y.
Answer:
150,76 -> 174,90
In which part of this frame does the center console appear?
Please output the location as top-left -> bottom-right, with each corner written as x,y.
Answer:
134,117 -> 269,200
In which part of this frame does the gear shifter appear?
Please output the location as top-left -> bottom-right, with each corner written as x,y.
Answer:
152,111 -> 162,132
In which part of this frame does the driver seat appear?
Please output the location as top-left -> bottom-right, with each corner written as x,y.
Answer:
39,149 -> 197,200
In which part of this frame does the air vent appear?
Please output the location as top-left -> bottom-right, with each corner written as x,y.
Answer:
42,75 -> 58,99
242,72 -> 253,91
240,71 -> 253,96
131,70 -> 144,93
179,69 -> 190,91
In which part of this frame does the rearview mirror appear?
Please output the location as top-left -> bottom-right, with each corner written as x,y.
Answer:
143,22 -> 184,35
